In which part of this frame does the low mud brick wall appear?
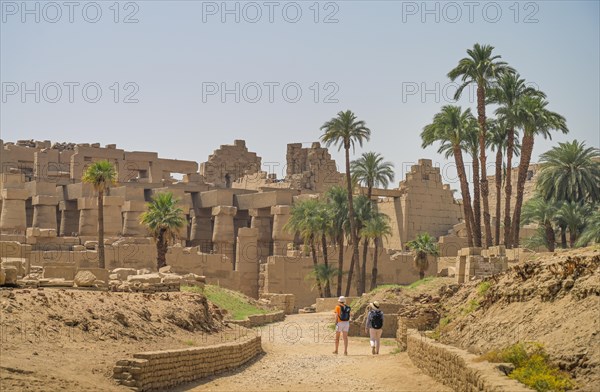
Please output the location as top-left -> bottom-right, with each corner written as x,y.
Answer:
405,330 -> 530,392
113,335 -> 262,391
228,310 -> 285,328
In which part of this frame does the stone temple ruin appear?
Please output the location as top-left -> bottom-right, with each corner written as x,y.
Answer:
0,138 -> 532,308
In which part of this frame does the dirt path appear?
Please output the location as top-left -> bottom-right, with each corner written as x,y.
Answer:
178,313 -> 450,392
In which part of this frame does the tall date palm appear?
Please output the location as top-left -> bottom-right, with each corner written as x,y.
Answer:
82,160 -> 117,270
421,105 -> 476,247
511,97 -> 568,246
489,72 -> 545,247
320,110 -> 371,296
448,43 -> 514,247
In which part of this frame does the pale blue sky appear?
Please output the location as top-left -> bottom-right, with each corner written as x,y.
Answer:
1,0 -> 599,187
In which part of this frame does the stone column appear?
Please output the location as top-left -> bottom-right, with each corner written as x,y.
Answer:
271,205 -> 293,256
78,197 -> 98,237
189,207 -> 212,252
59,200 -> 79,236
212,206 -> 237,266
122,200 -> 147,237
32,195 -> 59,230
0,188 -> 29,234
235,227 -> 259,298
102,196 -> 124,237
249,207 -> 272,261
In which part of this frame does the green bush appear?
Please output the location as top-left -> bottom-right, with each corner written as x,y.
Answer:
477,281 -> 492,296
462,299 -> 480,314
481,343 -> 575,392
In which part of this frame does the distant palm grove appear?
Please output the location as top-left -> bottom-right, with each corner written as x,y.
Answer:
422,43 -> 599,252
287,43 -> 599,297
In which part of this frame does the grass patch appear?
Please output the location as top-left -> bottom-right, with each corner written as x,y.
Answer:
428,316 -> 452,341
462,299 -> 480,315
477,281 -> 492,296
381,339 -> 397,346
183,284 -> 268,320
181,284 -> 204,294
405,276 -> 435,289
390,347 -> 402,355
481,343 -> 575,392
182,339 -> 195,346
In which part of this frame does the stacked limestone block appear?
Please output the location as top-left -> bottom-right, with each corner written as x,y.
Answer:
285,142 -> 343,192
399,159 -> 463,241
200,140 -> 262,188
406,330 -> 530,392
113,336 -> 262,391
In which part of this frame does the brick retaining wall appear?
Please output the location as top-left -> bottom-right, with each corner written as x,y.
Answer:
113,336 -> 262,391
228,310 -> 285,328
405,330 -> 530,391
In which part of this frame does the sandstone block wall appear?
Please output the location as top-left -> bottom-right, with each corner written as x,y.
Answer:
263,246 -> 438,308
200,140 -> 261,188
259,293 -> 295,314
285,142 -> 343,192
314,297 -> 358,313
400,160 -> 463,244
405,330 -> 530,392
113,336 -> 262,391
227,311 -> 285,328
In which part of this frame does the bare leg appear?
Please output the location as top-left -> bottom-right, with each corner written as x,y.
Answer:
342,331 -> 348,355
334,331 -> 340,354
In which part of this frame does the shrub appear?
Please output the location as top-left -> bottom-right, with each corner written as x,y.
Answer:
462,299 -> 480,314
477,281 -> 492,296
481,343 -> 575,392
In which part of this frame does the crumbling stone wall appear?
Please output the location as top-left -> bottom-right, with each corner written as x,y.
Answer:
113,336 -> 262,391
285,142 -> 343,192
200,140 -> 261,188
400,159 -> 463,243
405,330 -> 530,392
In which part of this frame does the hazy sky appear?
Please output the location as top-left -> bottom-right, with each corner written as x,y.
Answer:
1,0 -> 599,188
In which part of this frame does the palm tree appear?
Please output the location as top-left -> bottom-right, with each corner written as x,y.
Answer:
360,213 -> 392,290
576,208 -> 600,247
324,186 -> 349,296
555,201 -> 589,247
489,72 -> 545,248
316,201 -> 333,297
511,97 -> 568,246
486,118 -> 521,245
307,264 -> 340,296
353,194 -> 375,295
521,195 -> 558,252
448,43 -> 515,248
320,110 -> 371,296
536,140 -> 600,203
351,152 -> 395,200
421,105 -> 476,247
82,160 -> 117,269
461,118 -> 483,247
351,151 -> 394,293
285,199 -> 325,297
406,233 -> 439,280
139,192 -> 185,270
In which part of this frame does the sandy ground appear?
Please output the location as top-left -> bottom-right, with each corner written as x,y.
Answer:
1,291 -> 448,392
179,313 -> 451,392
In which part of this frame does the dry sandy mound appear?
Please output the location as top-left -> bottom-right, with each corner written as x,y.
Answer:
438,248 -> 600,390
0,289 -> 229,391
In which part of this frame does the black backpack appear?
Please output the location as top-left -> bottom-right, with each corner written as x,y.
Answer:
339,304 -> 351,321
370,310 -> 383,329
